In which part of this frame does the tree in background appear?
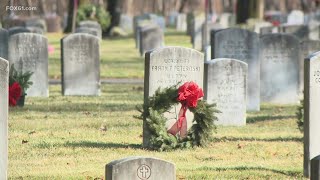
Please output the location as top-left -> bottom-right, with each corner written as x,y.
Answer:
64,0 -> 79,33
236,0 -> 264,24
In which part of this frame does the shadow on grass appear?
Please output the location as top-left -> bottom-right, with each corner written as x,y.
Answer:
247,115 -> 296,124
13,103 -> 138,113
64,141 -> 142,149
212,136 -> 302,142
195,166 -> 302,177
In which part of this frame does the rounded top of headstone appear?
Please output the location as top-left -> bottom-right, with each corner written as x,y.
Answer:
106,156 -> 175,167
0,28 -> 8,32
140,23 -> 160,31
146,46 -> 203,57
78,20 -> 101,28
63,33 -> 100,41
260,33 -> 299,42
0,57 -> 9,69
206,58 -> 248,67
215,28 -> 258,36
9,32 -> 47,41
8,27 -> 31,36
307,51 -> 320,61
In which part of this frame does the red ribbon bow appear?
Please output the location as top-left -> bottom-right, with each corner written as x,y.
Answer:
168,82 -> 204,138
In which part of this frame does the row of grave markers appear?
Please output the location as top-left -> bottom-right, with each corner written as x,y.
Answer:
1,46 -> 320,180
0,27 -> 101,97
143,45 -> 320,178
1,27 -> 318,118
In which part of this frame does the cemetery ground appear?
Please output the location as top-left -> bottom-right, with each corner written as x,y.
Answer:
9,29 -> 304,179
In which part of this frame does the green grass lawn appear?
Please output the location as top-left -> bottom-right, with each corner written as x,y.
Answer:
9,29 -> 305,179
9,84 -> 304,179
47,29 -> 192,79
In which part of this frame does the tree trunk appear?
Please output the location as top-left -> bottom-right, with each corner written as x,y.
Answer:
64,0 -> 79,33
179,0 -> 187,13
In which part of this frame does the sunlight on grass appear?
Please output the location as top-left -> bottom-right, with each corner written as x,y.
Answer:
47,28 -> 192,79
8,84 -> 305,179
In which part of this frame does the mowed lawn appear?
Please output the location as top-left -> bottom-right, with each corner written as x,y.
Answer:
47,28 -> 192,79
8,29 -> 305,179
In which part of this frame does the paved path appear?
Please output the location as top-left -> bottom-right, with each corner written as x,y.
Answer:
49,78 -> 144,85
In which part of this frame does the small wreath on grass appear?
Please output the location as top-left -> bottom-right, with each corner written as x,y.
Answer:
136,82 -> 219,151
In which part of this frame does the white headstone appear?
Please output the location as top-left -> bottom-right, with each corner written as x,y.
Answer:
287,10 -> 304,25
0,57 -> 8,179
300,40 -> 320,95
8,33 -> 49,97
175,13 -> 187,31
61,33 -> 101,96
304,51 -> 320,178
260,34 -> 300,104
144,46 -> 204,147
204,58 -> 247,126
106,156 -> 176,180
212,28 -> 260,111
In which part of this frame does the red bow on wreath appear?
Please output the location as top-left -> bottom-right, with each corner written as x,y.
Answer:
9,82 -> 22,107
167,82 -> 204,138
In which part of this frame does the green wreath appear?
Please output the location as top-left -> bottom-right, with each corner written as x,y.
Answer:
137,82 -> 219,151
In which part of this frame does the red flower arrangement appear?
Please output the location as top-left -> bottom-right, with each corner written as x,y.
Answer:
9,82 -> 22,106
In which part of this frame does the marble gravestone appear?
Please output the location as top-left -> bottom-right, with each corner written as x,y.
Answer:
260,34 -> 299,104
211,28 -> 260,111
26,18 -> 47,32
8,33 -> 48,97
204,58 -> 247,126
139,25 -> 164,56
106,156 -> 176,180
135,22 -> 153,50
308,20 -> 320,40
0,28 -> 8,60
144,46 -> 204,147
280,25 -> 309,41
219,13 -> 233,28
119,14 -> 133,33
0,58 -> 8,179
8,26 -> 31,36
134,14 -> 151,43
191,16 -> 205,51
61,34 -> 100,96
287,10 -> 304,25
78,21 -> 102,39
75,27 -> 101,39
175,13 -> 187,31
304,51 -> 320,179
168,12 -> 178,27
26,26 -> 44,34
300,40 -> 320,95
202,22 -> 222,51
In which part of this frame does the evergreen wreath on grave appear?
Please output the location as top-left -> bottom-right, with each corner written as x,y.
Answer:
9,65 -> 33,107
136,82 -> 219,151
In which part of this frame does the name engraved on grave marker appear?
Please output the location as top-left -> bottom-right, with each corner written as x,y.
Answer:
312,68 -> 320,86
221,40 -> 253,60
211,64 -> 245,116
69,44 -> 90,64
262,49 -> 293,64
150,58 -> 201,87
